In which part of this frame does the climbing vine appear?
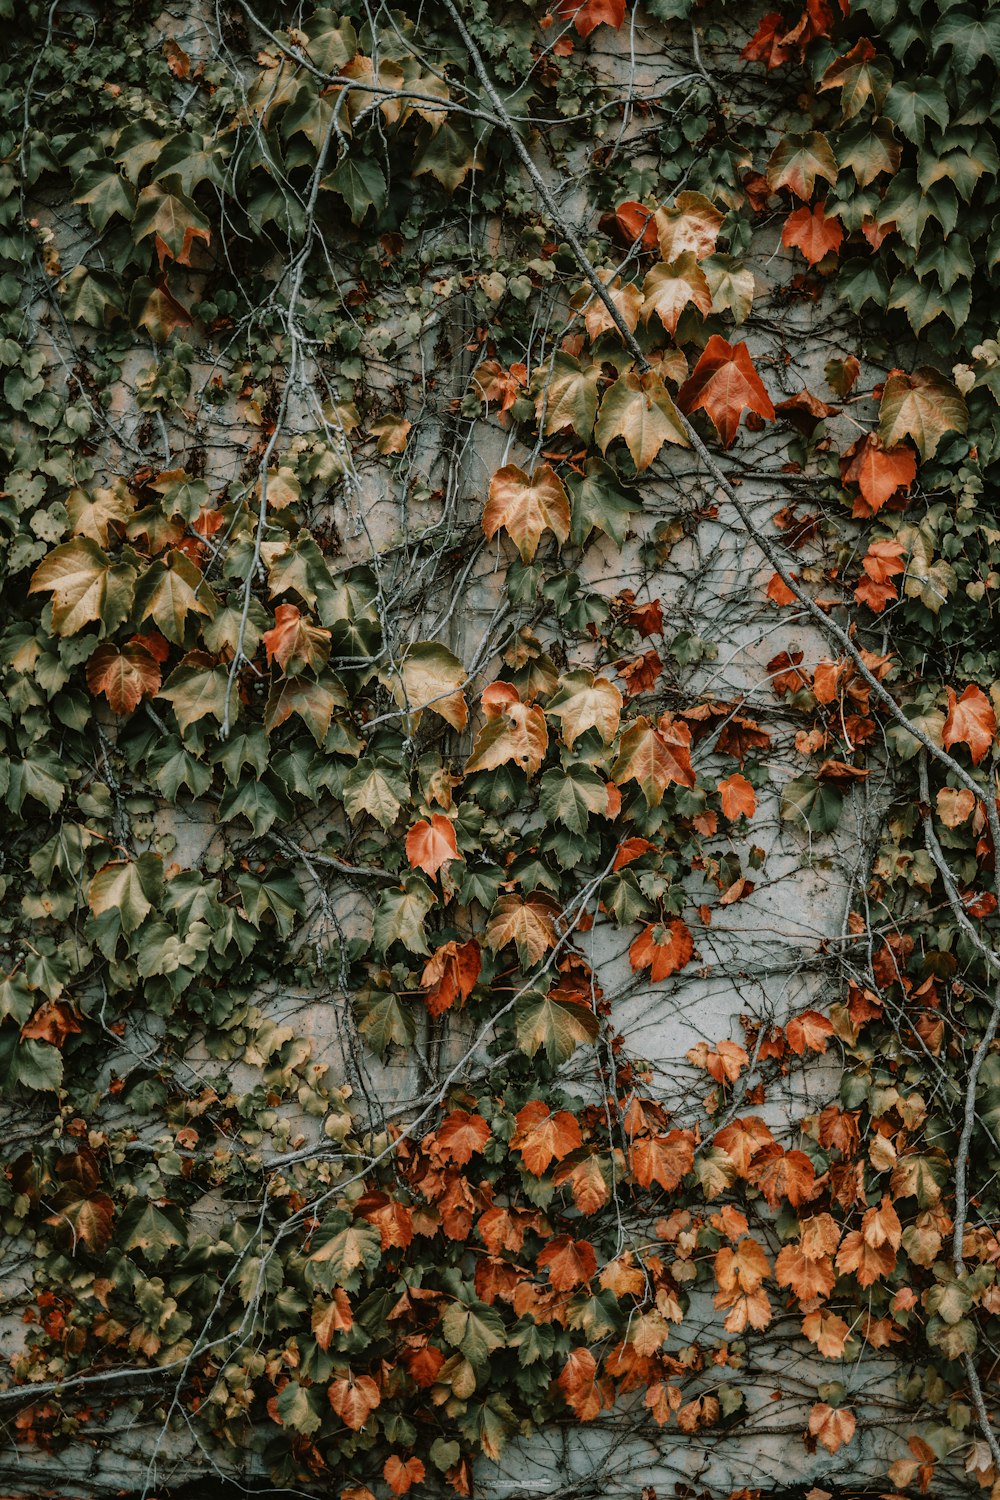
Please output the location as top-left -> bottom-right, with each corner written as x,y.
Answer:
2,0 -> 1000,1497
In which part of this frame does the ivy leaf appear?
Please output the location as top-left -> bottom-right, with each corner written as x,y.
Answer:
132,183 -> 211,266
159,652 -> 231,732
485,892 -> 560,967
654,191 -> 724,261
118,1199 -> 186,1261
389,641 -> 468,731
629,919 -> 694,980
343,758 -> 409,828
86,640 -> 162,714
441,1301 -> 506,1365
840,434 -> 917,511
877,367 -> 968,459
536,352 -> 602,439
482,464 -> 571,562
357,992 -> 416,1056
307,1214 -> 381,1289
718,773 -> 756,819
372,879 -> 436,955
129,277 -> 193,343
942,685 -> 996,765
932,10 -> 1000,71
59,266 -> 126,329
328,1375 -> 380,1431
677,336 -> 775,447
263,603 -> 332,676
595,370 -> 690,472
766,132 -> 838,200
546,671 -> 623,749
421,940 -> 482,1017
781,203 -> 844,265
324,155 -> 388,224
405,815 -> 460,878
883,78 -> 950,146
133,551 -> 216,644
73,160 -> 136,231
515,989 -> 599,1065
29,538 -> 137,637
568,460 -> 642,546
264,675 -> 346,744
538,764 -> 609,834
817,39 -> 891,118
466,690 -> 548,777
88,853 -> 164,933
411,120 -> 479,191
275,1381 -> 324,1437
611,714 -> 696,804
780,775 -> 844,835
642,254 -> 712,335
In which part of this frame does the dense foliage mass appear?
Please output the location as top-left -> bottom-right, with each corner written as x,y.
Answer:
2,0 -> 1000,1495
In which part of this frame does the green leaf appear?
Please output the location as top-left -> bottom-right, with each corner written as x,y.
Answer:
568,459 -> 642,546
88,853 -> 164,934
59,266 -> 125,329
779,776 -> 844,835
159,652 -> 232,732
275,1380 -> 324,1437
323,154 -> 387,225
933,10 -> 1000,71
883,78 -> 950,146
343,758 -> 409,828
372,879 -> 436,955
306,1214 -> 381,1291
73,159 -> 136,230
357,991 -> 416,1057
131,184 -> 211,262
118,1199 -> 186,1262
441,1300 -> 506,1365
538,764 -> 607,834
133,551 -> 216,644
515,989 -> 600,1065
218,774 -> 295,835
412,120 -> 479,191
536,352 -> 601,440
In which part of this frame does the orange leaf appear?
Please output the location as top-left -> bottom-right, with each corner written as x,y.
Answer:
943,684 -> 996,765
802,1307 -> 851,1358
312,1290 -> 353,1349
482,463 -> 570,562
677,335 -> 775,447
714,1236 -> 770,1293
808,1403 -> 856,1455
262,602 -> 331,674
718,773 -> 756,819
328,1374 -> 381,1431
552,0 -> 625,37
86,641 -> 162,715
741,11 -> 794,68
629,1129 -> 695,1190
781,202 -> 844,265
511,1099 -> 582,1175
384,1456 -> 425,1495
629,919 -> 694,981
774,1243 -> 836,1301
433,1109 -> 491,1166
835,1229 -> 895,1286
405,815 -> 460,878
784,1009 -> 833,1056
537,1235 -> 597,1290
749,1144 -> 816,1207
766,571 -> 797,606
556,1347 -> 605,1419
612,714 -> 696,803
554,1153 -> 610,1213
840,434 -> 916,512
420,939 -> 481,1017
688,1038 -> 750,1085
607,200 -> 658,249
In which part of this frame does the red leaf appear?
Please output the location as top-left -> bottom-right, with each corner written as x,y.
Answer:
741,12 -> 793,68
785,1009 -> 834,1055
781,202 -> 844,265
384,1457 -> 425,1495
677,336 -> 775,447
